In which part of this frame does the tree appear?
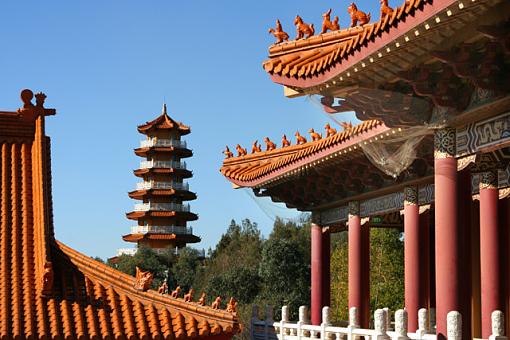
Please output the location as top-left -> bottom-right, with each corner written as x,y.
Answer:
110,245 -> 174,288
258,237 -> 310,320
172,247 -> 201,292
330,227 -> 404,323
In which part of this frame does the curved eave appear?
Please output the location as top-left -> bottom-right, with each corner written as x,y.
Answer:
134,168 -> 193,179
221,122 -> 389,188
122,233 -> 201,244
134,147 -> 193,158
138,126 -> 191,136
126,210 -> 199,221
54,240 -> 239,332
263,0 -> 462,90
128,189 -> 197,201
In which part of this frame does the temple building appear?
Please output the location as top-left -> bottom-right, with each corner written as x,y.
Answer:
0,89 -> 239,339
122,105 -> 200,252
221,0 -> 510,338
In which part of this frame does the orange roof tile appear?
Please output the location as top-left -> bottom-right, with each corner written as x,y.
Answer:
263,0 -> 456,88
220,120 -> 387,187
138,108 -> 190,135
0,91 -> 239,339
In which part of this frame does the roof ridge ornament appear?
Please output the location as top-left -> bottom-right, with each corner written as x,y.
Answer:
17,89 -> 56,122
348,2 -> 371,27
269,19 -> 289,44
162,102 -> 167,116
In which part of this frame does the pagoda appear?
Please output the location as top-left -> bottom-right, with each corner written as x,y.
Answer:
123,104 -> 200,251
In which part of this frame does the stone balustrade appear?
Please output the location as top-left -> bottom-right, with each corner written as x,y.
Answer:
250,305 -> 507,340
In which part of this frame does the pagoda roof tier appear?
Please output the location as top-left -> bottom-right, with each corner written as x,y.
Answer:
134,167 -> 193,179
128,189 -> 197,201
0,92 -> 239,340
134,146 -> 193,158
126,210 -> 199,221
221,120 -> 384,188
122,233 -> 201,244
263,0 -> 505,93
138,109 -> 191,135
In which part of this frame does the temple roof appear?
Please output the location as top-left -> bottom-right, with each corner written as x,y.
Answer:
263,0 -> 499,91
138,104 -> 191,135
220,120 -> 385,188
0,91 -> 239,339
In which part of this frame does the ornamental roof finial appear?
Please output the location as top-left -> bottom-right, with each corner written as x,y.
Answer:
162,102 -> 167,115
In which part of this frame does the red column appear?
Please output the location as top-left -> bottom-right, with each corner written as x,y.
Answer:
322,228 -> 331,308
479,170 -> 502,338
311,223 -> 323,325
434,128 -> 460,340
458,168 -> 472,339
420,210 -> 430,317
348,201 -> 370,328
404,186 -> 421,331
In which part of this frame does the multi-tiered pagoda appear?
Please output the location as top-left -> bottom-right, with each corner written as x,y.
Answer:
123,104 -> 200,251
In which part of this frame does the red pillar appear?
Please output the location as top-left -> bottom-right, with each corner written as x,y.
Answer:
404,186 -> 421,331
434,128 -> 460,339
322,228 -> 331,308
479,170 -> 503,338
348,201 -> 369,328
311,223 -> 323,325
458,168 -> 472,339
420,210 -> 430,317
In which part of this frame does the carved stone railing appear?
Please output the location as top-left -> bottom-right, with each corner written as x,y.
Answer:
139,160 -> 187,170
140,138 -> 187,149
133,202 -> 190,212
130,225 -> 192,235
136,181 -> 189,191
250,305 -> 507,340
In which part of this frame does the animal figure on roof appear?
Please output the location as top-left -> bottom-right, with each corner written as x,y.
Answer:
282,134 -> 291,147
184,288 -> 194,302
309,128 -> 323,141
198,292 -> 207,306
348,3 -> 371,27
295,131 -> 307,144
226,297 -> 238,314
380,0 -> 394,20
321,9 -> 340,33
134,267 -> 154,292
235,144 -> 247,157
158,281 -> 168,294
252,140 -> 262,153
340,121 -> 353,131
269,19 -> 290,44
171,286 -> 182,298
264,137 -> 277,151
325,123 -> 337,137
223,146 -> 233,158
294,15 -> 315,39
212,296 -> 222,309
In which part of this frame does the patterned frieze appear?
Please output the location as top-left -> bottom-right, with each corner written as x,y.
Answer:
319,205 -> 349,225
418,184 -> 435,205
456,111 -> 510,157
434,127 -> 456,159
360,192 -> 404,218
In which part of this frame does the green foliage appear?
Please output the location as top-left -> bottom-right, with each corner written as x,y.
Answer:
109,245 -> 173,288
370,228 -> 404,313
258,237 -> 310,320
171,247 -> 201,292
330,228 -> 404,323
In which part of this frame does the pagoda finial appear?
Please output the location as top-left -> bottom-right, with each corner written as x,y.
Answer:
162,102 -> 167,115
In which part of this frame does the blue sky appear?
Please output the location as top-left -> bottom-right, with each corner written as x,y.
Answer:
0,1 -> 385,259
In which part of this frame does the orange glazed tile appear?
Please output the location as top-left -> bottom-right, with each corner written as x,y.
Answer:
0,93 -> 240,340
221,120 -> 386,185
